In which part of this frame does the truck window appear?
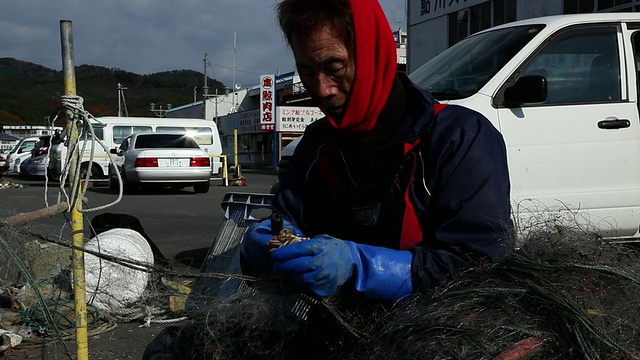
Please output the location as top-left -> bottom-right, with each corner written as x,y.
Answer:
113,126 -> 153,145
516,26 -> 620,104
156,126 -> 214,145
409,24 -> 545,100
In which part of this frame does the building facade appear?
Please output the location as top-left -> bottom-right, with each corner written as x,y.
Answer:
0,125 -> 61,152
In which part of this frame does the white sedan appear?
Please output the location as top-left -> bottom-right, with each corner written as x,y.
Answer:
108,133 -> 212,193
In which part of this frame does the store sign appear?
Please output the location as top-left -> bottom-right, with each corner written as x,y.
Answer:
260,75 -> 276,131
277,106 -> 325,132
408,0 -> 487,23
226,109 -> 260,134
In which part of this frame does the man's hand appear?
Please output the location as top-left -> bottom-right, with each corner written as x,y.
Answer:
240,218 -> 304,277
270,235 -> 354,297
271,234 -> 415,302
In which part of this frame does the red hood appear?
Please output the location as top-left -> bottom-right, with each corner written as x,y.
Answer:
313,0 -> 397,133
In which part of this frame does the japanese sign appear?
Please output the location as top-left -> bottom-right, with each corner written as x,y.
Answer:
225,109 -> 260,134
277,106 -> 325,132
260,75 -> 276,132
409,0 -> 486,24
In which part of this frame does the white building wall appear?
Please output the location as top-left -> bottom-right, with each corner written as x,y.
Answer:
407,15 -> 449,73
518,0 -> 563,19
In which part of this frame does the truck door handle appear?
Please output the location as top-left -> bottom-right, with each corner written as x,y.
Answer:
597,119 -> 630,129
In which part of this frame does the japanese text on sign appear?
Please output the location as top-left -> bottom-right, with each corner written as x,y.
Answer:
410,0 -> 484,22
260,75 -> 275,132
277,106 -> 325,132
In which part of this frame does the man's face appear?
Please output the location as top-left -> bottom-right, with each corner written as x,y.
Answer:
292,25 -> 355,121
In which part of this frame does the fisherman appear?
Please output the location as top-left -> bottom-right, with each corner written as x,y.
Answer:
143,0 -> 513,358
241,0 -> 514,303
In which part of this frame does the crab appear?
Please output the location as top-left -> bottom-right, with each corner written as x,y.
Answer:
266,228 -> 310,252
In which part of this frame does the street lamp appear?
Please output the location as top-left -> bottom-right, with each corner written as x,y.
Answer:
149,102 -> 172,117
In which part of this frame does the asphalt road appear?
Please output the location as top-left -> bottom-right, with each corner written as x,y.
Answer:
0,169 -> 277,359
0,169 -> 277,272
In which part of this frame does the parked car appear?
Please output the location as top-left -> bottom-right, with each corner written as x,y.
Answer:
28,153 -> 51,178
0,153 -> 7,174
270,136 -> 301,194
108,133 -> 212,193
18,156 -> 31,177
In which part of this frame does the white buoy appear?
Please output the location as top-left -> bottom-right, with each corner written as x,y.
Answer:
83,228 -> 154,310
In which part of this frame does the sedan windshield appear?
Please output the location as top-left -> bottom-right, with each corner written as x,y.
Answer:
409,24 -> 545,99
134,134 -> 200,149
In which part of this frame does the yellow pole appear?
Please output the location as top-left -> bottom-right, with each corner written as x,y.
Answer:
222,155 -> 229,186
60,19 -> 89,360
234,129 -> 238,170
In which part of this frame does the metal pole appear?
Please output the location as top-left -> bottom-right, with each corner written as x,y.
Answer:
60,19 -> 89,360
118,83 -> 122,117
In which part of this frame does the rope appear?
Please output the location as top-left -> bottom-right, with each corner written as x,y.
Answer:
47,95 -> 124,214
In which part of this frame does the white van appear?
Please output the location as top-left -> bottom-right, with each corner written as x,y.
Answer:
3,136 -> 40,174
51,117 -> 223,180
407,13 -> 640,239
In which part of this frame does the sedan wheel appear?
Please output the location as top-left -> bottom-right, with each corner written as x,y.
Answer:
193,181 -> 210,194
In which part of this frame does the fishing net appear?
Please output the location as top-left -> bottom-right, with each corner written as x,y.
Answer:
145,228 -> 640,360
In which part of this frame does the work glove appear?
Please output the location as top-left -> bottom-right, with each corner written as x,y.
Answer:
270,234 -> 414,303
240,218 -> 304,277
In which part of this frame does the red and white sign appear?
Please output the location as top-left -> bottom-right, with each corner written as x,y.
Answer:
277,106 -> 324,132
260,75 -> 275,132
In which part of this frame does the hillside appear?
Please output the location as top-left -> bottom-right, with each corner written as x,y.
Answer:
0,57 -> 226,126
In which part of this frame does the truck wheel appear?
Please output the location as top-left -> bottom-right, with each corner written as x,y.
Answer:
79,163 -> 101,180
108,169 -> 119,191
122,171 -> 135,194
193,181 -> 210,194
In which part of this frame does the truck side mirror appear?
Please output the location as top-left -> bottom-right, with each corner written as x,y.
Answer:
504,75 -> 547,107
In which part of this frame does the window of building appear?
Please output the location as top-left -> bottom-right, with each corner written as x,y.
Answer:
564,0 -> 596,13
597,0 -> 632,11
449,0 -> 516,47
494,0 -> 517,26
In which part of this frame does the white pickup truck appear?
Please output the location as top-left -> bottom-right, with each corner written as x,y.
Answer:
281,13 -> 640,240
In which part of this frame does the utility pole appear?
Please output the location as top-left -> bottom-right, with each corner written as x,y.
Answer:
117,83 -> 128,117
232,31 -> 238,112
203,53 -> 211,120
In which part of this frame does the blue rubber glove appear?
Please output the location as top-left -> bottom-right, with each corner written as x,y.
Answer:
240,218 -> 304,277
270,234 -> 414,302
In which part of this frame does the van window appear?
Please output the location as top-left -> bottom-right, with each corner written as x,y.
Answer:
516,26 -> 620,104
156,126 -> 214,145
19,140 -> 36,154
92,125 -> 104,141
113,126 -> 153,145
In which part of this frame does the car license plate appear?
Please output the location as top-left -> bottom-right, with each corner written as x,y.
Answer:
159,158 -> 188,167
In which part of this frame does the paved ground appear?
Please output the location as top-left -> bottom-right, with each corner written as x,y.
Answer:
0,168 -> 277,359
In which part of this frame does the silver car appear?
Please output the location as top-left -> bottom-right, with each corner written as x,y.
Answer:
108,133 -> 212,193
28,153 -> 52,178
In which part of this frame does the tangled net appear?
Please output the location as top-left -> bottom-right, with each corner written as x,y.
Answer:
148,229 -> 640,360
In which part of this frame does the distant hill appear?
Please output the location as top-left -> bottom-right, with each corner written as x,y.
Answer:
0,57 -> 225,126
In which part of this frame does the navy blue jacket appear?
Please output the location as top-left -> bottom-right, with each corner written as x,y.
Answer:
274,74 -> 513,292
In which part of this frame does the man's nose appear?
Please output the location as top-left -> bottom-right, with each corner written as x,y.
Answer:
315,72 -> 337,98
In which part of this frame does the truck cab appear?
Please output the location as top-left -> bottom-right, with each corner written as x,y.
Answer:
408,13 -> 640,238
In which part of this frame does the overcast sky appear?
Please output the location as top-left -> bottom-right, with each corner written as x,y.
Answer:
0,0 -> 406,90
